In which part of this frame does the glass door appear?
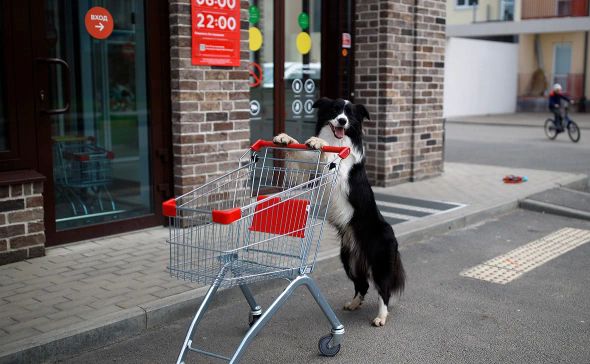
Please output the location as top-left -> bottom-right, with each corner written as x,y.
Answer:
248,0 -> 352,145
42,0 -> 152,232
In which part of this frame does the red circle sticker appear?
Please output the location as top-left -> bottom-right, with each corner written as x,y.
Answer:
248,62 -> 263,88
84,7 -> 114,40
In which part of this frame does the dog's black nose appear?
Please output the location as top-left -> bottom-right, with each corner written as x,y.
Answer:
337,118 -> 347,126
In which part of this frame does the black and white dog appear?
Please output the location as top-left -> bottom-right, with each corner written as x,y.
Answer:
273,97 -> 405,326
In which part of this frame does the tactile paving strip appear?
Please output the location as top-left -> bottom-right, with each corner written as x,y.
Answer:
460,227 -> 590,284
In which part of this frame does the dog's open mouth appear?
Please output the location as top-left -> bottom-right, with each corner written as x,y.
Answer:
330,124 -> 345,139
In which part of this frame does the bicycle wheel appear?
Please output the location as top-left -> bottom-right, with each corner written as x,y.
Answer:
544,119 -> 558,140
567,121 -> 580,142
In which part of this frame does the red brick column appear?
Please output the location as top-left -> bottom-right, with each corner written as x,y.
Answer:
355,0 -> 446,186
168,0 -> 251,195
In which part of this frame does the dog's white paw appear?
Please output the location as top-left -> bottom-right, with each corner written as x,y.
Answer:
343,294 -> 364,311
273,133 -> 298,145
305,137 -> 328,150
372,315 -> 388,327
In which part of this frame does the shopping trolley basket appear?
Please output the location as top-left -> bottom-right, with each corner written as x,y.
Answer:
163,140 -> 351,363
53,136 -> 116,216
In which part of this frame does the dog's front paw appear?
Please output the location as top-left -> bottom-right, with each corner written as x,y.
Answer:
372,314 -> 388,327
273,133 -> 298,145
343,294 -> 364,311
305,137 -> 328,150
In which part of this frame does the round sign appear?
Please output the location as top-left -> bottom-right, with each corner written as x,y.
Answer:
292,79 -> 303,94
296,32 -> 312,55
304,79 -> 315,93
249,5 -> 260,25
250,100 -> 261,116
249,27 -> 263,52
248,62 -> 263,88
298,12 -> 309,30
292,100 -> 303,115
85,7 -> 114,40
304,99 -> 314,114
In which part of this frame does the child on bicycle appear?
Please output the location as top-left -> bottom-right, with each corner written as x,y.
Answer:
548,83 -> 572,132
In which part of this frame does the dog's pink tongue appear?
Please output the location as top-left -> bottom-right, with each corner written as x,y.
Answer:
335,127 -> 345,139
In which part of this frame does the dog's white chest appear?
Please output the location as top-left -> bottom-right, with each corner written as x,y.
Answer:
318,128 -> 361,229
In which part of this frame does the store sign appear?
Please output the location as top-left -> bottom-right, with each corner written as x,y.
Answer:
191,0 -> 241,67
84,7 -> 114,40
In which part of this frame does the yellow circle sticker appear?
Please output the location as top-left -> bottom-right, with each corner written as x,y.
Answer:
249,27 -> 263,52
296,32 -> 312,55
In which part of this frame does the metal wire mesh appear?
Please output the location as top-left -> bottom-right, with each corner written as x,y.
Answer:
167,147 -> 341,288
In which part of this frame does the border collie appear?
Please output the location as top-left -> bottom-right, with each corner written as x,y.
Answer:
273,97 -> 405,326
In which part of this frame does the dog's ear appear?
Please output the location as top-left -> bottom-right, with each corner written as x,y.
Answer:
355,104 -> 370,121
312,97 -> 333,109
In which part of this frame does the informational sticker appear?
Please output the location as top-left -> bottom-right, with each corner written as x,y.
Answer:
304,99 -> 314,114
191,0 -> 240,67
304,79 -> 315,94
292,79 -> 303,94
292,100 -> 303,115
249,100 -> 261,116
342,33 -> 351,49
248,62 -> 263,88
249,27 -> 263,51
85,7 -> 114,40
296,32 -> 312,55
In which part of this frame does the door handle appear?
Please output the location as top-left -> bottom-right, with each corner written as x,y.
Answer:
37,57 -> 71,115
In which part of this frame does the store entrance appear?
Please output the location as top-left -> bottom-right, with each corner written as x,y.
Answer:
1,0 -> 170,245
248,0 -> 353,144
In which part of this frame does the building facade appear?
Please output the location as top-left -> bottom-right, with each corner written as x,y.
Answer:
445,0 -> 590,116
0,0 -> 445,265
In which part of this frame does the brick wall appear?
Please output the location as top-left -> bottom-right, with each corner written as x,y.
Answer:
0,181 -> 45,265
169,0 -> 251,195
355,0 -> 446,187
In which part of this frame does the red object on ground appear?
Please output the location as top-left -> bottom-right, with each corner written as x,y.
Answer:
249,195 -> 310,238
503,175 -> 526,184
85,7 -> 114,40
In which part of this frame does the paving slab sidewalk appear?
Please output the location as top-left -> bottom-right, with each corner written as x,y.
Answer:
0,162 -> 587,363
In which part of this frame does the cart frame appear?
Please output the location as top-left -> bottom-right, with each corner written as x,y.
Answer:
163,140 -> 350,363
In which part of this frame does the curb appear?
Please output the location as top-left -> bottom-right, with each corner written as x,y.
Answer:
446,119 -> 590,130
519,199 -> 590,222
1,174 -> 588,363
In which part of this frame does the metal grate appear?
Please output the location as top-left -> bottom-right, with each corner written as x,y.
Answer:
460,227 -> 590,284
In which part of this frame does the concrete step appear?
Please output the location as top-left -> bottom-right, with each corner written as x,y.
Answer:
520,187 -> 590,221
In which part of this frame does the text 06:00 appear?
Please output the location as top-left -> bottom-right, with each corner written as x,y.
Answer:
196,0 -> 237,9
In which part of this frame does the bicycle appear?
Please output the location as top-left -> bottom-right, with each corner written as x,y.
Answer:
544,102 -> 581,142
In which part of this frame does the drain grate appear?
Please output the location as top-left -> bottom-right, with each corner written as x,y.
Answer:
460,227 -> 590,284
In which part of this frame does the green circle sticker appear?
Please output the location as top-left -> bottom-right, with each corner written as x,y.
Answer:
298,12 -> 309,30
249,5 -> 260,25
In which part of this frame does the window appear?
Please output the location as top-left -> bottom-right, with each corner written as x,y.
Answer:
456,0 -> 478,7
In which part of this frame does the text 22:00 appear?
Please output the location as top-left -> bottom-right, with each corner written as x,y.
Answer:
195,0 -> 237,9
196,14 -> 237,31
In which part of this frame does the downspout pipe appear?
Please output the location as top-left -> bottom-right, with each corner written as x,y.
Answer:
410,0 -> 418,182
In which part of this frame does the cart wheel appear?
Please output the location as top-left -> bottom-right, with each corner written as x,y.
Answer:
248,312 -> 262,327
318,334 -> 341,357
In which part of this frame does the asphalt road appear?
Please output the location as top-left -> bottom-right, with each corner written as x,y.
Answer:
57,209 -> 590,364
445,123 -> 590,175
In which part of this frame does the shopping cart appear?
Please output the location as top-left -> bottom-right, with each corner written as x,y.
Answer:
163,140 -> 351,363
53,136 -> 116,216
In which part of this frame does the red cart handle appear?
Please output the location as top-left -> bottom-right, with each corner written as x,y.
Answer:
250,139 -> 350,159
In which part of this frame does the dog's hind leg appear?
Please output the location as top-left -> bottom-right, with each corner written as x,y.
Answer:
341,245 -> 369,311
372,278 -> 391,327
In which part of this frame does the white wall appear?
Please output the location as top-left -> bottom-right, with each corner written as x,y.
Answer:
444,37 -> 518,118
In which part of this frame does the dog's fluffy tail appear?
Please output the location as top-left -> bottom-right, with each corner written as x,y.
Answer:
392,252 -> 406,295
